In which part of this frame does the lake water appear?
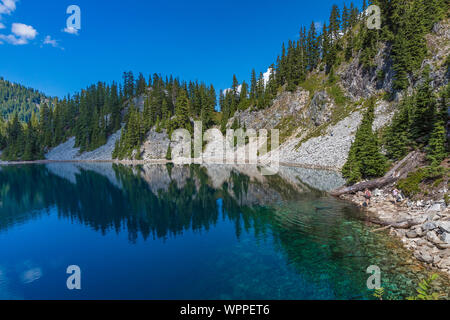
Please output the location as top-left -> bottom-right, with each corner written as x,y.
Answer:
0,163 -> 448,300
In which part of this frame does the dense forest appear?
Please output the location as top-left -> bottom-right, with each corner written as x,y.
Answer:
113,73 -> 217,159
0,0 -> 448,186
0,77 -> 53,122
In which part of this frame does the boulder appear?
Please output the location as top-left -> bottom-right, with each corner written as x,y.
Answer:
427,203 -> 444,212
437,258 -> 450,269
426,231 -> 444,246
415,249 -> 433,264
406,230 -> 418,238
422,222 -> 437,231
437,221 -> 450,233
441,233 -> 450,245
373,189 -> 382,197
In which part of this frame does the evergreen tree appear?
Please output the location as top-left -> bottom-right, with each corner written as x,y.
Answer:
392,28 -> 410,90
342,99 -> 388,184
23,120 -> 41,161
307,21 -> 319,70
411,72 -> 436,142
250,69 -> 257,101
383,97 -> 414,160
173,90 -> 192,133
136,73 -> 147,95
39,103 -> 53,148
329,4 -> 341,41
426,114 -> 447,166
426,86 -> 448,165
3,113 -> 24,160
345,31 -> 354,62
342,4 -> 350,31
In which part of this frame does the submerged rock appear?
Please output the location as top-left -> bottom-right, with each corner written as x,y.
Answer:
406,230 -> 418,239
415,249 -> 433,264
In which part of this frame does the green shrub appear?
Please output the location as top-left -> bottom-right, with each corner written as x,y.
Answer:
397,166 -> 446,197
407,274 -> 445,300
373,288 -> 385,301
165,144 -> 172,161
327,84 -> 348,107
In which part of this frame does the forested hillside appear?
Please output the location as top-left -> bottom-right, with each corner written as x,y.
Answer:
0,77 -> 52,122
0,0 -> 448,182
0,72 -> 218,161
113,73 -> 217,159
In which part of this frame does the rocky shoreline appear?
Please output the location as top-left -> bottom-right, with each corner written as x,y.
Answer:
0,158 -> 339,171
340,187 -> 450,276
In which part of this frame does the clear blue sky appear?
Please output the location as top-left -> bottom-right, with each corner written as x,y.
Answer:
0,0 -> 363,98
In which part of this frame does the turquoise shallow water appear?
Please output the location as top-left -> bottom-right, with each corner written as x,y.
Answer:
0,163 -> 448,300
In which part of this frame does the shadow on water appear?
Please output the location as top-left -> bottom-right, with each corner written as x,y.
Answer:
0,163 -> 448,300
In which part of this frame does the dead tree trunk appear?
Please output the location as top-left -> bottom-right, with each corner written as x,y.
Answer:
331,151 -> 425,196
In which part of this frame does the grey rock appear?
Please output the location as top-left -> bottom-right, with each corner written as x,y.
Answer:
427,203 -> 444,212
308,91 -> 333,127
142,129 -> 170,160
433,255 -> 442,265
406,230 -> 418,239
441,233 -> 450,245
338,43 -> 394,101
438,258 -> 450,269
415,250 -> 433,264
46,129 -> 122,161
373,189 -> 382,197
437,221 -> 450,233
439,249 -> 450,259
422,222 -> 437,231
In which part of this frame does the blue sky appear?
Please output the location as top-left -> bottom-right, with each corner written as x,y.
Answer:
0,0 -> 362,98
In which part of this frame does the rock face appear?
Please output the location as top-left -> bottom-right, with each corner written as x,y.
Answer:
141,129 -> 170,160
229,89 -> 310,131
223,85 -> 395,170
338,44 -> 394,101
46,129 -> 121,161
278,111 -> 363,170
423,20 -> 450,91
308,91 -> 334,126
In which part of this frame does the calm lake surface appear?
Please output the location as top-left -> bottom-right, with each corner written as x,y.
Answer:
0,163 -> 448,300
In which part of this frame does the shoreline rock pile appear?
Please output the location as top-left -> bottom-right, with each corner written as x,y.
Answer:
341,188 -> 450,275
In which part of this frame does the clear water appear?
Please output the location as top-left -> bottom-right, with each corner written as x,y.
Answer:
0,163 -> 448,300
